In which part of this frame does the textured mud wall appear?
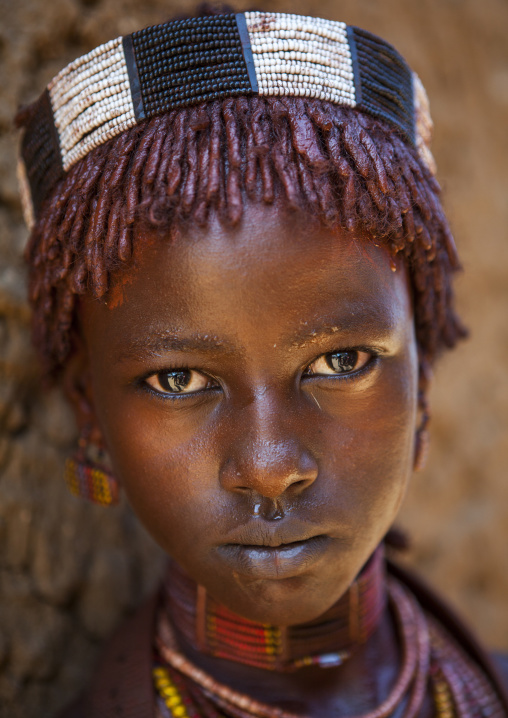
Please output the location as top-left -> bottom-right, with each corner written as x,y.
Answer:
0,0 -> 507,715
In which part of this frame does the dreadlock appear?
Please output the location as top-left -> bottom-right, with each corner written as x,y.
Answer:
23,96 -> 466,388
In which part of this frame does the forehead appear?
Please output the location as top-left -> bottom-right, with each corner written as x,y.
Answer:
85,203 -> 412,350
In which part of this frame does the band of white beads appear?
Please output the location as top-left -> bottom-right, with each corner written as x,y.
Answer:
17,158 -> 35,230
245,13 -> 356,105
413,73 -> 436,176
48,37 -> 136,171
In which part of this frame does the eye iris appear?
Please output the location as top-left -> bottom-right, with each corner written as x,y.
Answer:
326,351 -> 358,373
159,370 -> 191,392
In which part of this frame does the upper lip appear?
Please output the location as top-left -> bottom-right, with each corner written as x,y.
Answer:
220,520 -> 327,548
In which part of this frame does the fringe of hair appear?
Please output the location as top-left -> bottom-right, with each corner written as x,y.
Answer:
23,97 -> 466,380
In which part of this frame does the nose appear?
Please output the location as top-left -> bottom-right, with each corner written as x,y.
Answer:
219,395 -> 318,500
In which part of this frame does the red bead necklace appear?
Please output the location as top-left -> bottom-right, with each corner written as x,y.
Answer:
162,547 -> 386,673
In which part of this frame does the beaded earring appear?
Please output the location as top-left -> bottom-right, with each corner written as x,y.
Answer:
65,428 -> 120,506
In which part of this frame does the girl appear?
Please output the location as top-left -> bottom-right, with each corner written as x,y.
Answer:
16,5 -> 508,716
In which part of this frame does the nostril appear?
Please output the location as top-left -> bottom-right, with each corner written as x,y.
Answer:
292,478 -> 311,491
235,485 -> 252,494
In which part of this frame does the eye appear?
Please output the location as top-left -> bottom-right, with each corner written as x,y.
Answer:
306,350 -> 371,377
145,369 -> 215,395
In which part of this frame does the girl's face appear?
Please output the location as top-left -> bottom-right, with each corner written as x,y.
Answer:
75,202 -> 418,626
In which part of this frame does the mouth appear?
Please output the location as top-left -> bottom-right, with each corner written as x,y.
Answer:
216,534 -> 331,580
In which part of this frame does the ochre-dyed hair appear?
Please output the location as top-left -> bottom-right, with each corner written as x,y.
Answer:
22,96 -> 466,391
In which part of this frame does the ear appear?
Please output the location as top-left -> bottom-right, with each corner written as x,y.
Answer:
413,359 -> 432,472
62,334 -> 104,447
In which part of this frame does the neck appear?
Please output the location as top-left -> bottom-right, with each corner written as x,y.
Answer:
160,546 -> 386,673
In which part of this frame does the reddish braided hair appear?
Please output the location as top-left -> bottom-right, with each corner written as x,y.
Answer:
22,97 -> 466,382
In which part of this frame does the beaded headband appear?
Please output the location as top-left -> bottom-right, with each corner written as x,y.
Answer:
17,11 -> 435,229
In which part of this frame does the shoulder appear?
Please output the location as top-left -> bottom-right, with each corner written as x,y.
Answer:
57,593 -> 158,718
492,653 -> 508,688
387,559 -> 508,709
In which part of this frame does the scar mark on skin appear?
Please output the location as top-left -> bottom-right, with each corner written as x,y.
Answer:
310,392 -> 322,411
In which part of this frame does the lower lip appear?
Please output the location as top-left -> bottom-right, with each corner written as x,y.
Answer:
216,536 -> 331,580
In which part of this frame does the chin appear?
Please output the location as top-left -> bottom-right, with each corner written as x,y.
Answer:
212,573 -> 347,627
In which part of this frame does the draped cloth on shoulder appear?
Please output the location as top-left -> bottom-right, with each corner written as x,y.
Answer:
59,564 -> 508,718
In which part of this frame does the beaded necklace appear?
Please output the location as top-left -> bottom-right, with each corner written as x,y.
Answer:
162,548 -> 386,672
153,562 -> 506,718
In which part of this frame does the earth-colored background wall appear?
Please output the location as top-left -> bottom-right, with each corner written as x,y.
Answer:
1,0 -> 507,715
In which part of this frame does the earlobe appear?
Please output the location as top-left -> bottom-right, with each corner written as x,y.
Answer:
62,334 -> 120,506
62,334 -> 103,446
413,412 -> 430,472
413,363 -> 432,472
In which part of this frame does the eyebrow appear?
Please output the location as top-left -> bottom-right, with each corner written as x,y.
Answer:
116,306 -> 398,363
116,331 -> 236,363
287,307 -> 397,349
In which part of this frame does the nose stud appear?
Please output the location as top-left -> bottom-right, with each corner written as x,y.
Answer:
252,498 -> 285,521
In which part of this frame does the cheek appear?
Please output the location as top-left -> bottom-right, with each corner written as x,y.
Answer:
320,353 -> 418,526
95,391 -> 224,553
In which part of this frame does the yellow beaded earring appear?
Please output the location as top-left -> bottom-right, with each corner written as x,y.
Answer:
65,427 -> 119,506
